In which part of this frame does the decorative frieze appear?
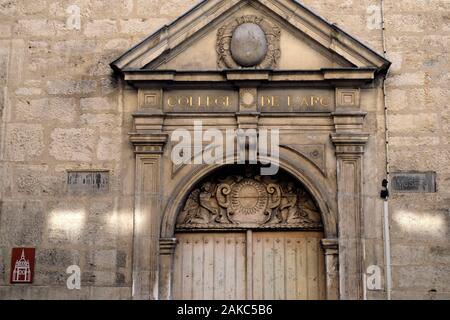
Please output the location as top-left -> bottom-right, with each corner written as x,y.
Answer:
176,167 -> 323,231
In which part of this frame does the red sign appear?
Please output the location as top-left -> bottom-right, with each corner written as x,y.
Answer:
10,248 -> 35,284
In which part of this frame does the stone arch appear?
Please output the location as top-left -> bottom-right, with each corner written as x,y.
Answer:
161,153 -> 336,239
159,153 -> 339,300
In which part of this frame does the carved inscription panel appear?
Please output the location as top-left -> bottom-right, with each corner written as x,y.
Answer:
258,89 -> 334,112
161,89 -> 335,113
163,89 -> 239,113
176,166 -> 322,230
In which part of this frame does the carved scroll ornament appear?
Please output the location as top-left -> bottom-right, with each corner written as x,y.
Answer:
176,169 -> 322,230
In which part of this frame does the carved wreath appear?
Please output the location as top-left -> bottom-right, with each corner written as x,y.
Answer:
216,15 -> 281,69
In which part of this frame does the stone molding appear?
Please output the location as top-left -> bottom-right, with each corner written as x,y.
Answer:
331,133 -> 370,155
321,238 -> 339,255
129,133 -> 169,154
159,238 -> 177,255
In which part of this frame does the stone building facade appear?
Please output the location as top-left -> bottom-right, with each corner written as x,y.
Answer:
0,0 -> 448,300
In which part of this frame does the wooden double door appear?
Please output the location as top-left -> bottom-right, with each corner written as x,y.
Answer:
173,231 -> 325,300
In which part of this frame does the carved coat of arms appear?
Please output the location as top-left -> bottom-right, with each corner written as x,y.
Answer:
176,168 -> 322,230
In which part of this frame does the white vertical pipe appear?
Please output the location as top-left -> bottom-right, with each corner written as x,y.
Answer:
383,200 -> 392,300
380,0 -> 393,300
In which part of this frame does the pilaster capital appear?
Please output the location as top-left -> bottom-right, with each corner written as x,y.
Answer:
332,111 -> 367,132
330,133 -> 369,156
130,133 -> 169,154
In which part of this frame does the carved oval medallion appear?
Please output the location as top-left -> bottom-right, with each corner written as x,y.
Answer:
230,23 -> 268,67
216,15 -> 281,69
231,179 -> 268,217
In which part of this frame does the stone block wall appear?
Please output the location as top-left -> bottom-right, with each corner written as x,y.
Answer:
0,0 -> 199,299
0,0 -> 449,299
303,0 -> 450,300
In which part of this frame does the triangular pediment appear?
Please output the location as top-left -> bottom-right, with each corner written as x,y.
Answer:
111,0 -> 390,75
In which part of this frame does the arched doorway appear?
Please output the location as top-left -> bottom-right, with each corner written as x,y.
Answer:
171,165 -> 326,300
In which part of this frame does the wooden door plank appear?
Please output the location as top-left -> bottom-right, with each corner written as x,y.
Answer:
274,235 -> 286,300
307,236 -> 320,300
203,234 -> 214,300
173,237 -> 183,299
213,235 -> 225,300
252,233 -> 263,300
225,235 -> 236,299
285,236 -> 297,300
192,235 -> 204,300
235,233 -> 247,299
296,234 -> 308,300
182,236 -> 194,300
263,236 -> 275,300
246,230 -> 253,300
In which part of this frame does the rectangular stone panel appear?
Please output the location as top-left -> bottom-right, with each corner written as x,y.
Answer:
391,172 -> 436,193
67,171 -> 109,193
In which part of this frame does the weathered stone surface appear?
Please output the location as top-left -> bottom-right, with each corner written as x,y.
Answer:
15,87 -> 43,96
0,42 -> 9,84
17,1 -> 48,15
5,124 -> 44,161
84,20 -> 118,38
36,249 -> 81,268
116,251 -> 127,269
87,249 -> 117,269
395,265 -> 450,291
47,80 -> 97,96
80,114 -> 121,133
50,128 -> 96,161
388,114 -> 439,134
16,97 -> 76,123
15,19 -> 56,37
97,136 -> 121,161
0,201 -> 45,246
0,247 -> 6,285
34,270 -> 68,286
81,97 -> 116,112
0,0 -> 18,15
0,24 -> 11,38
13,165 -> 64,196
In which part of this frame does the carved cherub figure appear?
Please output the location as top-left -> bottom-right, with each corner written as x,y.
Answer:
198,182 -> 220,223
297,189 -> 322,223
278,182 -> 298,223
177,182 -> 220,225
177,189 -> 200,224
